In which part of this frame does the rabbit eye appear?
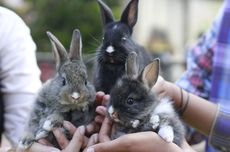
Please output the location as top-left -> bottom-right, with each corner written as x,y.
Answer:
62,77 -> 66,86
126,98 -> 134,105
121,37 -> 127,41
85,80 -> 87,85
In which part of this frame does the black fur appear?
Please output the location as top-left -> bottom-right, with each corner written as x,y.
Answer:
93,0 -> 152,93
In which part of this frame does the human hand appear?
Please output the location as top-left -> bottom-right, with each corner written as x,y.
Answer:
24,121 -> 100,152
151,75 -> 169,98
23,123 -> 85,152
85,91 -> 110,136
85,116 -> 195,152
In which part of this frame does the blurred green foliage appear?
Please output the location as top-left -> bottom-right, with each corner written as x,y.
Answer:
25,0 -> 121,54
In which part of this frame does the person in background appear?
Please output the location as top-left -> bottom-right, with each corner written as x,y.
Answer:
0,6 -> 42,148
176,0 -> 230,151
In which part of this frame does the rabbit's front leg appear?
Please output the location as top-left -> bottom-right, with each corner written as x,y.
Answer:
42,113 -> 64,131
158,125 -> 174,143
18,132 -> 35,150
150,114 -> 160,129
155,114 -> 174,143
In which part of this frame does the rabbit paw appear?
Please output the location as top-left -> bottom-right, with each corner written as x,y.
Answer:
150,114 -> 160,129
43,120 -> 53,131
130,120 -> 140,128
35,130 -> 48,140
18,134 -> 35,150
158,126 -> 174,143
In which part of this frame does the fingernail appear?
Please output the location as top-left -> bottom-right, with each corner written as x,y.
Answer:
63,121 -> 71,130
87,147 -> 95,152
97,106 -> 105,113
78,126 -> 85,135
97,91 -> 105,96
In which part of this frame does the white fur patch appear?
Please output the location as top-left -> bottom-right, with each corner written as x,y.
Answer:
116,79 -> 123,87
106,46 -> 115,53
72,92 -> 80,100
153,98 -> 174,115
158,125 -> 174,143
35,130 -> 47,140
150,115 -> 160,129
113,25 -> 118,30
43,120 -> 52,131
17,141 -> 26,150
108,106 -> 114,117
131,120 -> 140,128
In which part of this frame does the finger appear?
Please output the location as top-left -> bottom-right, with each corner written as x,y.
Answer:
95,91 -> 105,105
64,126 -> 85,152
63,121 -> 77,136
53,128 -> 69,149
87,134 -> 99,147
26,142 -> 60,152
86,121 -> 100,136
95,115 -> 104,124
102,95 -> 110,106
99,117 -> 112,142
85,139 -> 123,152
38,139 -> 53,146
96,106 -> 107,116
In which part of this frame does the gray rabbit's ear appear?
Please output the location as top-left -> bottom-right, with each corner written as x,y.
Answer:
139,58 -> 160,90
69,29 -> 82,61
47,31 -> 68,69
97,0 -> 114,27
120,0 -> 139,30
125,52 -> 139,78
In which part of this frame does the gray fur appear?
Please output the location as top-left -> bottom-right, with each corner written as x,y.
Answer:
19,29 -> 96,149
109,52 -> 185,147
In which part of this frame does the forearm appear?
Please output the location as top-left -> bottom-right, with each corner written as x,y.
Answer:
165,81 -> 218,136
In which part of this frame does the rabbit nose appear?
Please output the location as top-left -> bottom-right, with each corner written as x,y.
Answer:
71,92 -> 80,100
105,46 -> 115,54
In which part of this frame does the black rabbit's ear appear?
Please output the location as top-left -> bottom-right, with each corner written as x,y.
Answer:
139,58 -> 160,90
125,52 -> 139,78
120,0 -> 139,30
69,29 -> 82,61
47,31 -> 68,69
97,0 -> 114,27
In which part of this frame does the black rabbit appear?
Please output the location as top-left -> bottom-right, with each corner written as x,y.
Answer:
93,0 -> 152,94
18,29 -> 96,150
108,52 -> 185,146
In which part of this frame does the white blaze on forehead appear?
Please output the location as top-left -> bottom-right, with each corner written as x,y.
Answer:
72,92 -> 80,99
108,106 -> 114,116
113,24 -> 118,30
106,45 -> 115,53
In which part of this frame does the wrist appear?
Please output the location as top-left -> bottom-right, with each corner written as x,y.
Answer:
165,81 -> 181,109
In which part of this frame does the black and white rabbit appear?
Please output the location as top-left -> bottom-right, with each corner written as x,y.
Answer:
108,52 -> 185,146
93,0 -> 152,94
18,29 -> 96,149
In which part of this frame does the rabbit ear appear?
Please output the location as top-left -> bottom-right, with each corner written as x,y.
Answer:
97,0 -> 114,27
125,52 -> 139,78
69,29 -> 82,61
139,58 -> 160,90
120,0 -> 139,30
47,31 -> 68,69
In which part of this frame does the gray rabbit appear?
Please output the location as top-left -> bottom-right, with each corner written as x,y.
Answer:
93,0 -> 152,94
108,52 -> 185,146
18,29 -> 96,149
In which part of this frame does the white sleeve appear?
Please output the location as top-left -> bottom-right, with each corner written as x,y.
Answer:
0,7 -> 42,147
